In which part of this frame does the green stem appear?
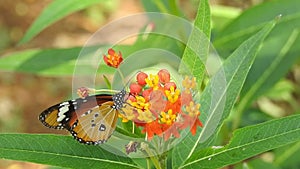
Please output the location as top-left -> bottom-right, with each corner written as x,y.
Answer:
144,146 -> 161,169
117,68 -> 126,86
158,152 -> 168,169
146,158 -> 151,169
168,0 -> 180,16
153,0 -> 169,13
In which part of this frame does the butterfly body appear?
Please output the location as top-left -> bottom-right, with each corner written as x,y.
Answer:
39,91 -> 126,145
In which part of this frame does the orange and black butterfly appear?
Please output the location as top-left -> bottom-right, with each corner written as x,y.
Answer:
39,90 -> 128,145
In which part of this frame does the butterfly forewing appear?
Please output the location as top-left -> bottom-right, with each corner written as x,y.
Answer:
39,101 -> 76,130
70,101 -> 119,144
39,94 -> 113,130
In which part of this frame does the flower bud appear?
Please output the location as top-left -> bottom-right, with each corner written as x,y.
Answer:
158,69 -> 170,84
137,72 -> 148,86
130,83 -> 142,95
164,82 -> 176,90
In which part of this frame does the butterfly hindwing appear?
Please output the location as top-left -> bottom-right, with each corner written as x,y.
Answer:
70,101 -> 119,145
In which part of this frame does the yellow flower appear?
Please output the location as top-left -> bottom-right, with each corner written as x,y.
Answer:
137,109 -> 154,123
182,76 -> 196,91
160,109 -> 176,125
145,74 -> 159,90
185,101 -> 200,117
120,106 -> 136,122
165,86 -> 180,103
129,96 -> 150,110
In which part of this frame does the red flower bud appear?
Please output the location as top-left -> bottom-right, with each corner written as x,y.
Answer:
128,95 -> 137,102
142,88 -> 153,100
77,87 -> 89,98
164,82 -> 176,90
158,69 -> 170,84
130,83 -> 142,95
137,72 -> 148,86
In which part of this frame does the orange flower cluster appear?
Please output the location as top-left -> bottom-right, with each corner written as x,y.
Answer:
121,69 -> 203,141
102,48 -> 203,141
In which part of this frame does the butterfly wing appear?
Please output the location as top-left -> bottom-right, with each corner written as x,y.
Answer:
39,94 -> 113,130
70,101 -> 119,145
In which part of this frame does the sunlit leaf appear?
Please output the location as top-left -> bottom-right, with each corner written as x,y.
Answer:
19,0 -> 104,44
172,19 -> 276,168
181,114 -> 300,168
0,134 -> 140,169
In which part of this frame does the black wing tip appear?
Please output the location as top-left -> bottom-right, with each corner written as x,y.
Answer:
38,110 -> 66,130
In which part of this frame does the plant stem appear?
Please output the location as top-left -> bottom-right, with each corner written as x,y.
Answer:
158,152 -> 168,169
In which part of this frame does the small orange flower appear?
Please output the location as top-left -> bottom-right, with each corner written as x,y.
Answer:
165,86 -> 180,103
77,87 -> 90,98
160,109 -> 176,125
129,95 -> 150,110
185,101 -> 200,117
164,82 -> 176,90
137,109 -> 153,123
145,74 -> 159,90
103,48 -> 123,68
182,76 -> 196,92
180,101 -> 203,135
142,120 -> 163,141
149,90 -> 166,116
164,98 -> 181,114
181,90 -> 193,106
120,107 -> 136,122
162,122 -> 180,141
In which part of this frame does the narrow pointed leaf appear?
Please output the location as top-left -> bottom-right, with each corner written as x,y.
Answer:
234,29 -> 300,128
0,134 -> 140,169
181,114 -> 300,169
0,47 -> 114,76
173,19 -> 276,168
19,0 -> 103,44
179,0 -> 211,92
214,0 -> 300,57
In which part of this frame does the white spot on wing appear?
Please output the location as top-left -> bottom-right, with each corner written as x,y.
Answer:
57,106 -> 69,122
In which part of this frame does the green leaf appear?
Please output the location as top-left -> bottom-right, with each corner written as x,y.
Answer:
173,1 -> 212,166
0,46 -> 117,76
0,47 -> 104,76
181,114 -> 300,169
173,19 -> 276,169
0,134 -> 140,168
246,158 -> 281,169
140,0 -> 183,16
179,0 -> 211,91
274,141 -> 300,169
19,0 -> 103,44
214,0 -> 300,57
233,26 -> 300,129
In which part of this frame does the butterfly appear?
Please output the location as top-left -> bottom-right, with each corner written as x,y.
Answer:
39,90 -> 129,145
